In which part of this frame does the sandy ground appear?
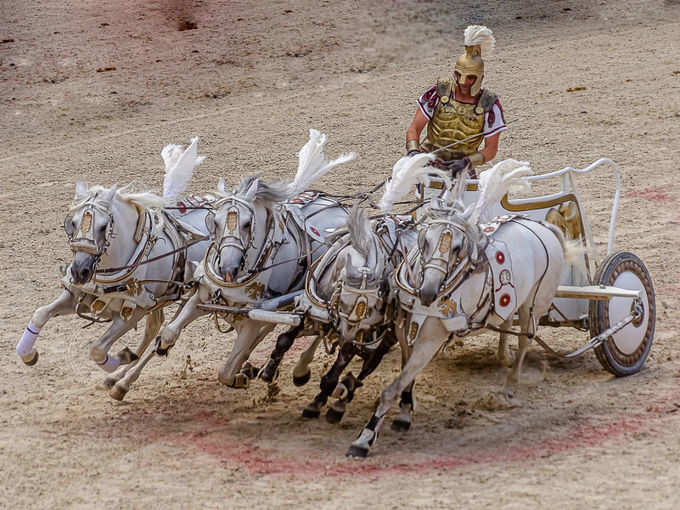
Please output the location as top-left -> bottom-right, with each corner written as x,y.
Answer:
2,0 -> 680,508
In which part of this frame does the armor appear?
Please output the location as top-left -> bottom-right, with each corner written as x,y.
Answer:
420,80 -> 497,161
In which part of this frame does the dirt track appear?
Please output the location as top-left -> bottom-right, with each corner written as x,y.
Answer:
2,1 -> 680,508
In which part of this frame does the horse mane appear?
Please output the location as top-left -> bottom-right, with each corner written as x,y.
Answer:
347,206 -> 374,259
71,184 -> 164,211
235,175 -> 291,205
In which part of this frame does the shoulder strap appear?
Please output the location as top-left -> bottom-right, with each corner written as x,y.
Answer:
479,89 -> 498,112
436,77 -> 453,102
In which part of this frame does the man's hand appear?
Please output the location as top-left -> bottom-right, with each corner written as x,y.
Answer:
445,157 -> 471,177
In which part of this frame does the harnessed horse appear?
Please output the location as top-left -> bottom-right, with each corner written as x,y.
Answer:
259,206 -> 418,424
17,139 -> 210,399
348,160 -> 568,457
146,130 -> 357,391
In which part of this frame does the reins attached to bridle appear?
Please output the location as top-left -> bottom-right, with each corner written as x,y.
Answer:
95,237 -> 204,274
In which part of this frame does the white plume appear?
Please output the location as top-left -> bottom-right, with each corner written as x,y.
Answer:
287,129 -> 357,196
463,25 -> 495,56
379,153 -> 445,212
468,159 -> 533,225
162,137 -> 206,202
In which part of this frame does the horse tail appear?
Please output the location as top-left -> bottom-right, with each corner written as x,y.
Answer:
543,221 -> 587,275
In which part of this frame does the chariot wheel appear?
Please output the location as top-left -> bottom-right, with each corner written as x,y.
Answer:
589,251 -> 655,376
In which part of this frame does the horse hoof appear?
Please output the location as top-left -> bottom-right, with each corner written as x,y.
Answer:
156,346 -> 169,356
22,350 -> 39,366
110,384 -> 128,401
241,363 -> 259,380
326,406 -> 345,425
346,445 -> 369,459
391,418 -> 411,433
302,405 -> 321,419
102,377 -> 117,389
293,370 -> 311,387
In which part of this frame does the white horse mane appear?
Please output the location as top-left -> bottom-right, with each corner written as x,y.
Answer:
71,184 -> 165,211
347,206 -> 374,259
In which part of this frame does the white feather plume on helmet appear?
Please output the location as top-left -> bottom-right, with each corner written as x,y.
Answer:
463,25 -> 495,57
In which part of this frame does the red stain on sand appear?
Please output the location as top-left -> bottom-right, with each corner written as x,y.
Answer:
162,409 -> 648,478
628,188 -> 673,202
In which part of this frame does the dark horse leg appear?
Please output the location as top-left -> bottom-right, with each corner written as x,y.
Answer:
302,341 -> 357,419
327,328 -> 397,424
259,322 -> 305,383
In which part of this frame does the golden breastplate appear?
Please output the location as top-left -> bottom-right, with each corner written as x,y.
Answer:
424,100 -> 485,160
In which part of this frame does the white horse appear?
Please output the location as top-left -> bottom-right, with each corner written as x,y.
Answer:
348,158 -> 569,458
16,138 -> 211,399
140,130 -> 357,392
258,205 -> 418,424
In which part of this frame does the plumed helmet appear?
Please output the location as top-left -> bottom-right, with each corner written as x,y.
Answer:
454,25 -> 496,97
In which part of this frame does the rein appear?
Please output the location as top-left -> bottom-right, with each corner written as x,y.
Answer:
95,237 -> 204,274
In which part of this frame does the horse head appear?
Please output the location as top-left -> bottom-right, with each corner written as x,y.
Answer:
331,207 -> 388,344
65,183 -> 155,285
205,176 -> 286,282
417,176 -> 482,306
65,183 -> 120,284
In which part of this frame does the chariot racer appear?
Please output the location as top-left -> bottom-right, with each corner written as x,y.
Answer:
405,25 -> 506,179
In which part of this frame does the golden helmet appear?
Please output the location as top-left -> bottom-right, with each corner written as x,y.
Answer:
454,25 -> 495,97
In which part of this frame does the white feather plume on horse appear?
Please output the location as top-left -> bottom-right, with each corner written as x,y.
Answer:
466,159 -> 533,225
162,137 -> 206,202
379,153 -> 447,213
287,129 -> 357,198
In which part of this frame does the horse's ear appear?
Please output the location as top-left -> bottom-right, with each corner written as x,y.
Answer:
101,184 -> 119,207
217,177 -> 228,194
75,181 -> 88,199
243,178 -> 259,201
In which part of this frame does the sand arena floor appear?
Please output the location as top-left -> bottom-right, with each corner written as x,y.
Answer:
1,1 -> 680,508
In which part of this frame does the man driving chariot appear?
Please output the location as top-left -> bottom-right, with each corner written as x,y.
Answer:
405,25 -> 506,180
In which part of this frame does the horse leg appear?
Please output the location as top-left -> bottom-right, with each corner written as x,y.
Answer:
302,341 -> 356,420
104,308 -> 165,391
391,334 -> 415,432
218,321 -> 273,388
109,338 -> 158,401
291,334 -> 322,386
259,322 -> 304,383
17,289 -> 76,365
347,329 -> 443,458
158,291 -> 209,353
89,307 -> 148,373
505,306 -> 532,390
497,318 -> 513,367
329,328 -> 397,418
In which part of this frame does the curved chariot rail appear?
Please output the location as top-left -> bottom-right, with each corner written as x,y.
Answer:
482,158 -> 621,256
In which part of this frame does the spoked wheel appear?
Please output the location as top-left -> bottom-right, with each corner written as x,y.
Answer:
589,251 -> 655,376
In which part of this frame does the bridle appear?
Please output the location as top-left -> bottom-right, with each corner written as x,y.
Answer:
209,196 -> 258,274
64,197 -> 116,266
328,237 -> 390,346
418,217 -> 469,282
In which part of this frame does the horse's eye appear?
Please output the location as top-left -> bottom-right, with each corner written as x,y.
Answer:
98,224 -> 107,233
